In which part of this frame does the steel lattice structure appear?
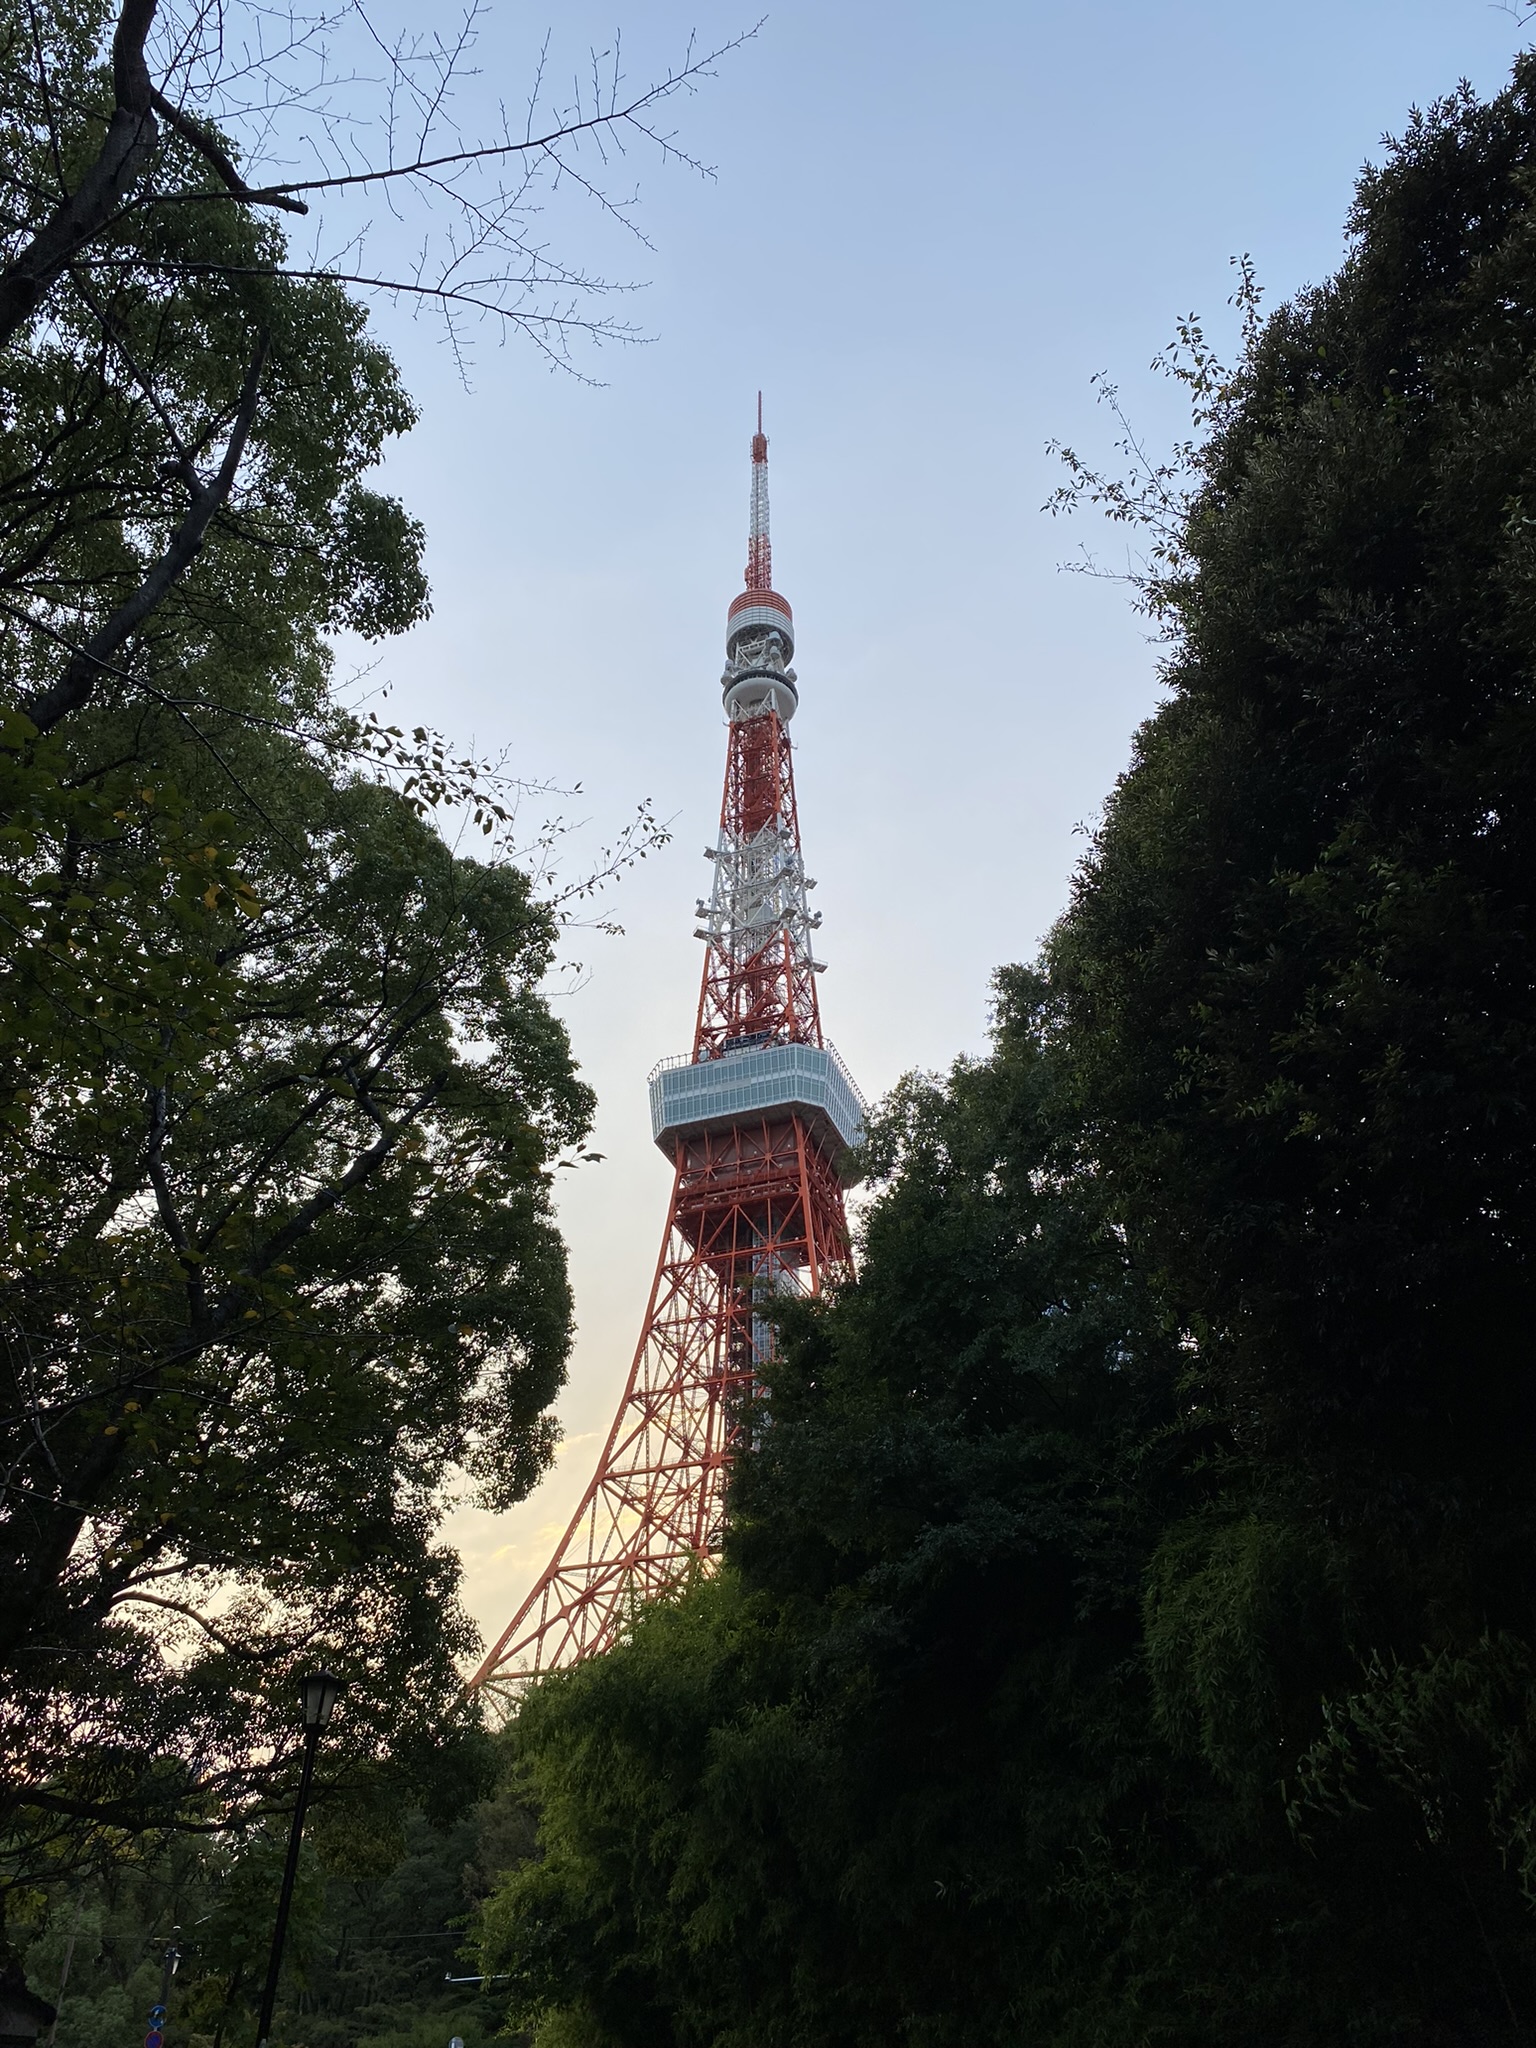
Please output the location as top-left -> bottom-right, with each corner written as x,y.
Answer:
468,406 -> 862,1714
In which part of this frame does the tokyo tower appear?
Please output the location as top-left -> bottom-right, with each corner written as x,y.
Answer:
468,406 -> 863,1713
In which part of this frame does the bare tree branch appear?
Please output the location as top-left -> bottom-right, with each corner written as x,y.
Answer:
149,85 -> 309,212
142,29 -> 754,214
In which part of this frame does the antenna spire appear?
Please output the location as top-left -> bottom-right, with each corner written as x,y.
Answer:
724,403 -> 796,720
747,397 -> 771,591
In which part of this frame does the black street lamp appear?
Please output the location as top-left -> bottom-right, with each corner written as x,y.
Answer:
254,1671 -> 343,2048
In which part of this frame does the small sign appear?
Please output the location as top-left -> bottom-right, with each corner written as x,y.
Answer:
145,2030 -> 164,2048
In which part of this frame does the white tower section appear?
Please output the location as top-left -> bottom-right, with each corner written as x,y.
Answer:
693,824 -> 824,995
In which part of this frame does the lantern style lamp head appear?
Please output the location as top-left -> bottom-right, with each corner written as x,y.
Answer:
298,1670 -> 342,1732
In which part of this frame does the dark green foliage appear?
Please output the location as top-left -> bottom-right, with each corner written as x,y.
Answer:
1047,50 -> 1536,1965
0,622 -> 594,1886
7,1769 -> 538,2048
473,54 -> 1536,2048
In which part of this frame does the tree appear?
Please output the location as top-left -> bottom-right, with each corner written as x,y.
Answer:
0,0 -> 693,1914
0,635 -> 595,1884
1046,56 -> 1536,1956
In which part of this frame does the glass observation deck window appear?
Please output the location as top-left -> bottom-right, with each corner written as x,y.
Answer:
649,1041 -> 865,1156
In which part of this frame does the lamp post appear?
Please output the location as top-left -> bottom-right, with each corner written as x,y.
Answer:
254,1672 -> 342,2048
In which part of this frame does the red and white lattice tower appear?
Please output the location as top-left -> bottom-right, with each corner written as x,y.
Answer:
468,405 -> 863,1713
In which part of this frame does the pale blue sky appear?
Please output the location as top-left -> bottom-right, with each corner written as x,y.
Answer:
331,0 -> 1535,1645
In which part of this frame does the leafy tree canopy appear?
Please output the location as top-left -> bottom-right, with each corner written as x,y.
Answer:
0,0 -> 608,1922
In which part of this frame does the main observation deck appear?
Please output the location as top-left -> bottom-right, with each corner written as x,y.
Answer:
649,1041 -> 865,1159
